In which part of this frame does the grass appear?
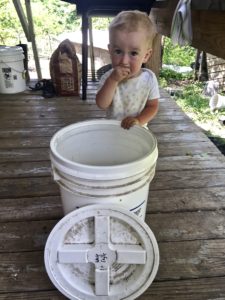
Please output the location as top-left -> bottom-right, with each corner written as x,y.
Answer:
159,70 -> 225,155
175,82 -> 225,134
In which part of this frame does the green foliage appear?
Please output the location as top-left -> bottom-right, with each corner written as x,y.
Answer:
175,82 -> 225,153
160,68 -> 184,80
163,37 -> 196,66
159,67 -> 193,87
0,0 -> 22,43
0,0 -> 111,46
175,82 -> 224,123
27,0 -> 79,35
0,0 -> 79,45
159,77 -> 168,88
177,83 -> 206,112
91,17 -> 112,30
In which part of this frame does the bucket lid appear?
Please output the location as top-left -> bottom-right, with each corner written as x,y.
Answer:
44,204 -> 159,300
0,46 -> 23,56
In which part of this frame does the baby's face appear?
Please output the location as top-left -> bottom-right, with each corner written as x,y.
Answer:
108,29 -> 152,78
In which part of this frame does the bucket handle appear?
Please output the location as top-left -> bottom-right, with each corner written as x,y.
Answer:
51,166 -> 61,181
0,60 -> 26,74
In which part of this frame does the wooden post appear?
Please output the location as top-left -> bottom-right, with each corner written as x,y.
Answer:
145,33 -> 162,78
89,17 -> 96,82
13,0 -> 42,80
25,0 -> 42,80
82,13 -> 88,100
199,51 -> 208,82
12,0 -> 30,40
194,49 -> 201,80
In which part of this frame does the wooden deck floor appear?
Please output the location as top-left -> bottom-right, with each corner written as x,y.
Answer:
0,83 -> 225,299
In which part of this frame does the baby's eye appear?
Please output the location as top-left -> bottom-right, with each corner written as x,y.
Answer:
114,49 -> 122,55
130,51 -> 139,56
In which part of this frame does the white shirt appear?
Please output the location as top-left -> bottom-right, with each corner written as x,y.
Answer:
98,68 -> 160,123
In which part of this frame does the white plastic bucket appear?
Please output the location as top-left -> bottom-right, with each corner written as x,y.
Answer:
50,120 -> 158,219
0,46 -> 26,94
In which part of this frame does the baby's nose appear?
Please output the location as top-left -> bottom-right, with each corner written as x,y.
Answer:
121,53 -> 130,65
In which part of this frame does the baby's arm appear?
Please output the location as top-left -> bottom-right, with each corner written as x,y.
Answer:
96,66 -> 130,109
121,99 -> 159,129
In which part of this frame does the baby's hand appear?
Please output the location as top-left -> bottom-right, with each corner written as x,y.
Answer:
121,117 -> 140,129
110,66 -> 130,83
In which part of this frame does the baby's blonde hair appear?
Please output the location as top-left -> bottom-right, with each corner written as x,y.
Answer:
109,10 -> 156,47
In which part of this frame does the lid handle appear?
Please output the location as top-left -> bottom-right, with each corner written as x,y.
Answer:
56,215 -> 147,297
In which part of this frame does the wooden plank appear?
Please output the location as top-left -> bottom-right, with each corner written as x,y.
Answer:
0,252 -> 53,292
152,115 -> 193,123
157,155 -> 225,171
0,97 -> 94,105
192,10 -> 225,60
0,196 -> 63,222
147,210 -> 225,242
0,127 -> 61,138
1,211 -> 225,252
150,0 -> 225,59
0,109 -> 187,120
0,220 -> 57,252
0,132 -> 212,149
0,137 -> 50,148
157,239 -> 225,280
0,103 -> 101,112
0,239 -> 225,292
0,161 -> 51,178
0,114 -> 189,127
0,116 -> 103,128
0,98 -> 183,112
150,0 -> 178,36
0,141 -> 219,163
151,169 -> 225,190
0,277 -> 225,300
0,185 -> 224,222
0,148 -> 49,162
141,277 -> 225,300
147,187 -> 225,213
0,122 -> 199,137
157,140 -> 222,156
156,131 -> 211,143
0,111 -> 105,120
0,169 -> 224,198
1,154 -> 224,179
150,122 -> 201,133
0,96 -> 94,106
0,177 -> 59,199
0,186 -> 224,222
0,291 -> 66,300
0,106 -> 186,120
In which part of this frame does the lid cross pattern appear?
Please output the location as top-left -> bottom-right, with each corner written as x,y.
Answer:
45,205 -> 159,300
57,215 -> 146,296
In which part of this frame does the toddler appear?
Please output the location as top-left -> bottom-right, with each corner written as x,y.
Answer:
96,10 -> 160,129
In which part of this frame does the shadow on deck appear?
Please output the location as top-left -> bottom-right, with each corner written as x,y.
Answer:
0,83 -> 225,299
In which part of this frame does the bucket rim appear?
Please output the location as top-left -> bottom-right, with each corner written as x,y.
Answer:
50,119 -> 158,179
0,45 -> 24,55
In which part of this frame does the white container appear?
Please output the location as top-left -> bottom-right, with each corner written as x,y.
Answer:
50,119 -> 158,219
0,46 -> 26,94
210,93 -> 225,112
